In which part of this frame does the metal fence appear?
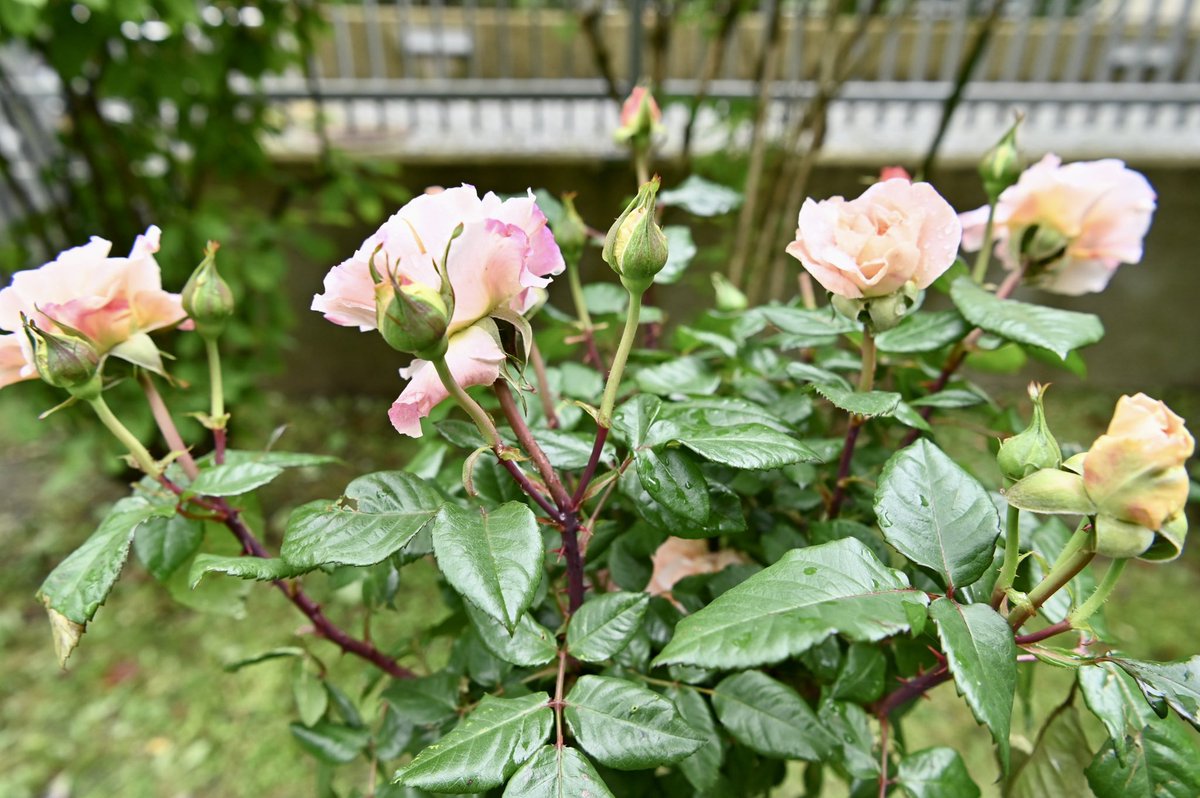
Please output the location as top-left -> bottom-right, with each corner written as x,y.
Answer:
253,0 -> 1200,158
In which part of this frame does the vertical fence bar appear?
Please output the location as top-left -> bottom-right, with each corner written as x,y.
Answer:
362,0 -> 389,129
629,0 -> 646,85
331,4 -> 358,132
1126,0 -> 1165,84
874,0 -> 907,123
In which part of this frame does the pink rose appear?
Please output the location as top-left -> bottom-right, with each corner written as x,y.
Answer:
0,226 -> 186,390
1084,394 -> 1193,532
619,86 -> 662,129
878,166 -> 911,183
959,155 -> 1155,295
785,179 -> 961,299
312,185 -> 564,437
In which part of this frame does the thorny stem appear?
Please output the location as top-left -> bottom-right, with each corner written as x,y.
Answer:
572,427 -> 610,509
828,327 -> 876,519
878,715 -> 890,798
1015,619 -> 1074,646
494,382 -> 572,512
1069,558 -> 1127,628
597,289 -> 642,428
566,254 -> 603,369
875,665 -> 951,720
992,504 -> 1022,607
140,373 -> 199,479
88,395 -> 160,476
553,649 -> 568,748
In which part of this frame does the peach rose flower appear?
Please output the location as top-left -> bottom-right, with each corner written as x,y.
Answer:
959,155 -> 1155,295
785,179 -> 961,299
312,185 -> 564,437
0,226 -> 186,390
1084,394 -> 1193,532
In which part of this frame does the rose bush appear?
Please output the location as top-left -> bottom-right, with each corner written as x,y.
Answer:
8,125 -> 1199,798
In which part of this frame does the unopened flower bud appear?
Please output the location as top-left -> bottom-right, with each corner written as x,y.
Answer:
376,277 -> 450,358
980,115 -> 1022,203
711,273 -> 747,312
182,242 -> 235,340
603,177 -> 668,294
615,86 -> 663,146
554,193 -> 588,265
998,382 -> 1061,482
830,281 -> 920,332
23,318 -> 101,399
1016,224 -> 1069,270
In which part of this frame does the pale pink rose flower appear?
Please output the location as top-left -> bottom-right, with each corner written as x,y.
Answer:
1083,394 -> 1194,530
313,185 -> 564,436
387,321 -> 507,437
647,537 -> 746,605
0,226 -> 186,388
0,334 -> 27,390
785,179 -> 962,299
959,155 -> 1156,295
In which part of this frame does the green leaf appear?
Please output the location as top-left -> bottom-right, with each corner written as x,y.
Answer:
896,747 -> 980,798
667,687 -> 723,793
658,396 -> 791,433
907,389 -> 986,409
757,306 -> 858,338
1079,662 -> 1159,745
383,671 -> 462,726
188,461 -> 284,496
1086,715 -> 1200,798
534,430 -> 614,471
656,225 -> 697,284
134,513 -> 204,582
433,502 -> 543,633
289,720 -> 371,764
466,603 -> 557,667
819,699 -> 880,780
814,384 -> 902,418
294,661 -> 329,727
37,497 -> 172,666
188,553 -> 312,588
1004,469 -> 1097,516
394,693 -> 552,793
612,394 -> 664,448
635,356 -> 721,397
564,676 -> 704,770
222,647 -> 305,672
831,643 -> 886,703
282,471 -> 442,568
874,440 -> 1002,589
875,311 -> 967,353
636,447 -> 710,524
659,175 -> 742,216
217,450 -> 340,469
653,538 -> 929,670
1112,656 -> 1200,730
567,591 -> 650,663
1006,708 -> 1095,798
711,671 -> 834,760
502,745 -> 615,798
951,277 -> 1104,360
930,598 -> 1016,773
672,423 -> 821,470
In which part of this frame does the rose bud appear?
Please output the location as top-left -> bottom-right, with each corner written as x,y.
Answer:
554,193 -> 588,266
980,115 -> 1022,203
1084,394 -> 1194,560
375,274 -> 451,358
182,242 -> 235,340
603,177 -> 669,294
22,317 -> 102,399
997,382 -> 1062,482
615,86 -> 663,146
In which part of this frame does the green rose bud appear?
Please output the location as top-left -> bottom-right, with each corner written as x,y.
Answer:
711,273 -> 748,312
980,114 -> 1022,203
1015,223 -> 1069,270
22,317 -> 102,400
375,277 -> 450,358
997,382 -> 1062,482
830,281 -> 921,332
602,177 -> 668,294
554,192 -> 588,265
181,242 -> 235,340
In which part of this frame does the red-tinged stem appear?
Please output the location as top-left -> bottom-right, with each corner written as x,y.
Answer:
572,426 -> 610,509
214,427 -> 227,465
827,421 -> 863,519
140,374 -> 199,479
875,665 -> 951,720
1015,619 -> 1074,646
529,342 -> 560,429
218,500 -> 415,679
552,649 -> 568,748
878,715 -> 891,798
